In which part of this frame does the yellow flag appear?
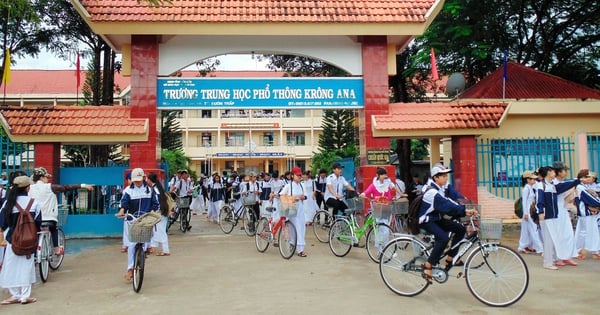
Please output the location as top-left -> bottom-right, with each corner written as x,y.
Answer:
2,48 -> 10,85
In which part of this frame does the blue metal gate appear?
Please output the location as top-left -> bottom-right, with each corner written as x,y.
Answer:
587,135 -> 600,172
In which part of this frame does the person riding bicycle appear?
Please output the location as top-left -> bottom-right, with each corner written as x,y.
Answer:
324,162 -> 356,216
419,165 -> 478,284
115,168 -> 159,281
28,167 -> 93,256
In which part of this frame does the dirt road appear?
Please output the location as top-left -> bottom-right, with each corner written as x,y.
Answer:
4,215 -> 599,315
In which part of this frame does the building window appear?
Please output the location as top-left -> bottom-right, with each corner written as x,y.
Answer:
263,132 -> 274,146
201,132 -> 212,147
201,110 -> 212,118
227,132 -> 245,146
286,132 -> 305,146
285,109 -> 305,118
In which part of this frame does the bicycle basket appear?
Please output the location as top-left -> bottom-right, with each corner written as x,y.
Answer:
391,199 -> 409,215
279,196 -> 298,217
56,206 -> 69,227
128,212 -> 161,243
176,197 -> 190,208
243,195 -> 257,206
479,217 -> 503,240
371,201 -> 393,219
345,198 -> 365,212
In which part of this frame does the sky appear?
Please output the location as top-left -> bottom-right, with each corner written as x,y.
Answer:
12,50 -> 270,71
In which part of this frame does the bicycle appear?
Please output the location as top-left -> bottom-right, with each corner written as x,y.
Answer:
167,196 -> 191,233
378,215 -> 529,307
118,212 -> 161,293
328,197 -> 394,263
255,205 -> 298,259
219,198 -> 256,236
36,206 -> 68,282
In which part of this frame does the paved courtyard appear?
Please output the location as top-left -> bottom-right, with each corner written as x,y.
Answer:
3,214 -> 599,315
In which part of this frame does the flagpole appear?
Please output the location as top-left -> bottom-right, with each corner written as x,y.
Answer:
502,49 -> 507,101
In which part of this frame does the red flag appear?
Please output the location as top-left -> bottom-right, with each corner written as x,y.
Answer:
430,48 -> 439,81
76,51 -> 81,87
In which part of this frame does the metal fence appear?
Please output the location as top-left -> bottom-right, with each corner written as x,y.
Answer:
0,135 -> 33,177
476,137 -> 575,199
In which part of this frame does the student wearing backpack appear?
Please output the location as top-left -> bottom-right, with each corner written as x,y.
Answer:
0,175 -> 41,305
419,166 -> 478,285
518,170 -> 544,255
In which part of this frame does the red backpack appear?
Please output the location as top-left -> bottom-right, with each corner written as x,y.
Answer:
11,199 -> 38,258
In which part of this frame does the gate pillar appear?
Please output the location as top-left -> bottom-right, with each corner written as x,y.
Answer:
129,35 -> 160,169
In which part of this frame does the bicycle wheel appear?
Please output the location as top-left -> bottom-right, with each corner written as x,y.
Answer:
243,207 -> 257,237
219,205 -> 235,234
38,234 -> 50,283
312,210 -> 332,243
366,223 -> 394,263
179,207 -> 190,233
166,212 -> 178,232
328,219 -> 353,257
278,220 -> 297,259
132,244 -> 145,293
255,218 -> 271,253
465,243 -> 529,307
379,237 -> 430,296
49,228 -> 66,270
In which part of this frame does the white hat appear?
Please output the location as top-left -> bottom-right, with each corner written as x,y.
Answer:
14,175 -> 33,188
430,165 -> 452,177
131,168 -> 145,181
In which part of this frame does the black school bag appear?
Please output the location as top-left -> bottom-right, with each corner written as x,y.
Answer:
407,187 -> 435,235
11,199 -> 38,258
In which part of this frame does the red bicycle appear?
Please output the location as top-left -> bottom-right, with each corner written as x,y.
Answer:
254,206 -> 298,259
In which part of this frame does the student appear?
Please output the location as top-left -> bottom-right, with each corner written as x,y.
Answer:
207,174 -> 226,224
279,167 -> 308,257
0,175 -> 42,305
517,170 -> 543,254
324,162 -> 356,216
535,165 -> 580,270
574,170 -> 600,259
551,162 -> 579,265
314,169 -> 328,210
116,168 -> 160,281
418,165 -> 478,284
148,173 -> 171,257
302,170 -> 319,224
29,167 -> 93,256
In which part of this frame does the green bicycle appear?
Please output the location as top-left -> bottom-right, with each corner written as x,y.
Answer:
328,198 -> 394,263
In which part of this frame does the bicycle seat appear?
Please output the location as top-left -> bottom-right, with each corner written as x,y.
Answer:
40,221 -> 56,228
265,207 -> 276,213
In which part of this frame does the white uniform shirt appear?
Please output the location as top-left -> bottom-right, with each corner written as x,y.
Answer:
324,173 -> 349,201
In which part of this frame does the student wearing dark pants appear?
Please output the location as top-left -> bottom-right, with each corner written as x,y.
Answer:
324,163 -> 355,216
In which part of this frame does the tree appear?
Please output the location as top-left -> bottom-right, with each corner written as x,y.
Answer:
161,149 -> 189,177
0,0 -> 55,88
318,109 -> 356,153
161,111 -> 183,152
411,0 -> 600,88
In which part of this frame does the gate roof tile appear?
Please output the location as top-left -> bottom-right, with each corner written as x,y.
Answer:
0,105 -> 148,141
373,102 -> 508,131
79,0 -> 436,23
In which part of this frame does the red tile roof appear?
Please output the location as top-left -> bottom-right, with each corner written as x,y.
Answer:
373,102 -> 508,131
80,0 -> 436,23
459,62 -> 600,100
0,105 -> 147,140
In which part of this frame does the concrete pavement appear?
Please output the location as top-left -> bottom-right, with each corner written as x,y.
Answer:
4,213 -> 599,315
